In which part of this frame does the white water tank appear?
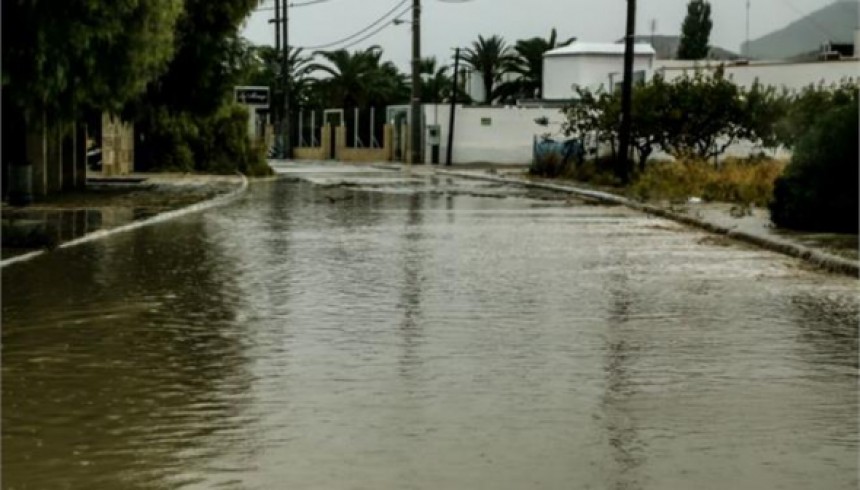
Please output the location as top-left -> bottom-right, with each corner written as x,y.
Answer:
467,71 -> 487,104
855,29 -> 860,58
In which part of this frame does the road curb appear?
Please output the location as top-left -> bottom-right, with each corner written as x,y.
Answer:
1,174 -> 249,269
437,170 -> 859,278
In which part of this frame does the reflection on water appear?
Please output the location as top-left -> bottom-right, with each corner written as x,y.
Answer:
2,207 -> 167,258
3,167 -> 858,489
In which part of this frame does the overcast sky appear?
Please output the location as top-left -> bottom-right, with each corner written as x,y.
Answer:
241,0 -> 847,69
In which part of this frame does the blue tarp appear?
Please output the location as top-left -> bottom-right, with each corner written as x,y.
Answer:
533,138 -> 585,166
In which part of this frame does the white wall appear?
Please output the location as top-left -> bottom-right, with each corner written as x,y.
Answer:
543,53 -> 655,100
655,59 -> 860,90
423,104 -> 567,165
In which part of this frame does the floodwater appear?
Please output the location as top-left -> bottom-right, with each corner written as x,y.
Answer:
3,164 -> 858,489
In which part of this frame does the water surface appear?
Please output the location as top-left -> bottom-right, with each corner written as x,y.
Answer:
3,164 -> 857,489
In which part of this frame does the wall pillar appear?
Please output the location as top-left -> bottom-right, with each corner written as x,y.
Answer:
46,123 -> 63,194
75,123 -> 87,189
335,126 -> 347,161
320,124 -> 332,159
101,114 -> 134,176
62,123 -> 75,191
401,124 -> 411,163
27,112 -> 48,198
383,124 -> 394,162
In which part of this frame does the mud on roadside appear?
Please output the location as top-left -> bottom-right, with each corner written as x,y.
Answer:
2,174 -> 243,259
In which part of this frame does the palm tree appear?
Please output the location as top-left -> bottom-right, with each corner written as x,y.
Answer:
309,46 -> 407,109
462,35 -> 517,104
419,57 -> 451,103
235,44 -> 315,112
504,28 -> 576,100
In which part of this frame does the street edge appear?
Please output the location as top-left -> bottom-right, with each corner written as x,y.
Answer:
436,169 -> 860,279
0,174 -> 250,269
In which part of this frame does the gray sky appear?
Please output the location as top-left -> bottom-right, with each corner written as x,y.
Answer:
241,0 -> 843,69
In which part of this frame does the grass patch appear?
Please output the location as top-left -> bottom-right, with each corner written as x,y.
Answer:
534,155 -> 787,207
629,158 -> 786,206
564,157 -> 623,187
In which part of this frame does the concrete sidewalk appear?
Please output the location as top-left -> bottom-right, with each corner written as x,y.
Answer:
2,173 -> 245,261
433,167 -> 858,277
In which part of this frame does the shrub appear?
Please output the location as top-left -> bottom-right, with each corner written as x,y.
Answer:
142,108 -> 198,172
630,158 -> 785,206
197,104 -> 270,176
139,104 -> 272,176
530,152 -> 568,178
774,81 -> 858,149
565,157 -> 622,187
769,103 -> 859,233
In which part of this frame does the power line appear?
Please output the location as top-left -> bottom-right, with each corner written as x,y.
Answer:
254,0 -> 335,12
297,0 -> 409,50
304,6 -> 411,51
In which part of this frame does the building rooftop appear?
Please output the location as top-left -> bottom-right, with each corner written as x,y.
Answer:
545,42 -> 656,58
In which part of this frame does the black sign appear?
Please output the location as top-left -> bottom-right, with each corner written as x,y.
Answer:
235,87 -> 270,105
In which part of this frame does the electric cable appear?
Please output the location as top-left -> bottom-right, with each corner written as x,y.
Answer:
254,0 -> 335,12
297,0 -> 410,50
308,6 -> 411,51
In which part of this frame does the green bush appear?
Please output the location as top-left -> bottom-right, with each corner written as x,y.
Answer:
144,108 -> 198,172
140,104 -> 272,176
197,105 -> 271,176
769,102 -> 859,233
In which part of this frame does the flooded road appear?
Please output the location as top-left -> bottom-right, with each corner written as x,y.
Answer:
3,164 -> 858,489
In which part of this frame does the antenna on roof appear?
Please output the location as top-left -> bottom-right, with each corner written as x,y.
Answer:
650,18 -> 657,48
745,0 -> 751,58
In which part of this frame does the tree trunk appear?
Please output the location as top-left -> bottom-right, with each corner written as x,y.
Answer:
1,103 -> 28,200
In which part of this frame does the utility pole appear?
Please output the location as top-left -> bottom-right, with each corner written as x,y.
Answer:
617,0 -> 636,184
282,0 -> 291,160
446,48 -> 460,167
410,0 -> 423,164
271,0 -> 281,156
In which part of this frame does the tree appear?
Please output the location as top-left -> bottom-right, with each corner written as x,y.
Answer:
770,100 -> 858,232
504,29 -> 576,100
135,0 -> 261,117
2,0 -> 183,165
741,81 -> 789,150
234,44 -> 315,117
629,75 -> 671,171
419,57 -> 452,103
309,46 -> 408,109
660,68 -> 746,160
127,0 -> 268,174
462,35 -> 517,104
563,87 -> 621,158
564,77 -> 669,173
564,68 -> 763,172
773,81 -> 859,149
678,0 -> 713,60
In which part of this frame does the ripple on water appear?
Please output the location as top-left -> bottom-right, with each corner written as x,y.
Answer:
2,172 -> 858,490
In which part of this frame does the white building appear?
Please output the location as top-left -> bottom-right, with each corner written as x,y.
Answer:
655,58 -> 860,91
431,39 -> 858,165
542,43 -> 657,100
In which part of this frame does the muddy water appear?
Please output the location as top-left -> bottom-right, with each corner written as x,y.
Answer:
3,165 -> 858,489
